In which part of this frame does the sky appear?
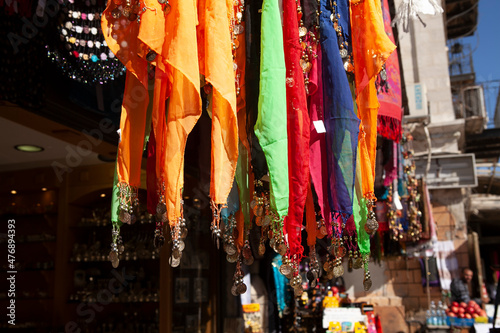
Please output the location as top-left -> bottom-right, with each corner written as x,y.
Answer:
461,0 -> 500,127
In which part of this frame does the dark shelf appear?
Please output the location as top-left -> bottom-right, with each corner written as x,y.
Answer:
69,257 -> 160,264
0,324 -> 56,331
0,297 -> 53,301
0,212 -> 57,219
9,239 -> 56,245
70,221 -> 155,229
67,299 -> 159,304
17,268 -> 55,272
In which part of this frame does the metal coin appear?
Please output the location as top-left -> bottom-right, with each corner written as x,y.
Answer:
363,277 -> 372,291
236,283 -> 247,294
340,48 -> 348,59
333,265 -> 341,277
336,265 -> 344,277
122,5 -> 132,18
231,285 -> 239,296
269,237 -> 276,249
298,26 -> 307,37
243,256 -> 254,266
178,240 -> 185,251
368,218 -> 379,232
263,215 -> 271,226
108,250 -> 118,263
279,264 -> 292,276
180,227 -> 188,238
367,218 -> 376,228
258,243 -> 266,256
169,256 -> 180,267
255,216 -> 262,226
118,244 -> 125,254
254,205 -> 264,217
163,3 -> 171,14
327,270 -> 334,280
158,0 -> 166,4
172,248 -> 182,260
226,243 -> 237,256
242,246 -> 252,259
227,252 -> 239,263
124,212 -> 132,224
323,261 -> 331,271
146,50 -> 157,62
156,203 -> 166,215
111,8 -> 121,18
290,277 -> 298,288
119,210 -> 126,222
294,285 -> 304,297
112,257 -> 119,268
234,24 -> 244,35
344,60 -> 350,72
337,246 -> 346,258
250,200 -> 257,209
305,62 -> 312,73
300,58 -> 308,71
380,69 -> 387,81
353,258 -> 363,269
154,235 -> 165,248
278,244 -> 287,256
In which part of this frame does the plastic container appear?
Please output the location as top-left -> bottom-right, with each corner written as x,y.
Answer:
474,316 -> 488,324
447,316 -> 475,327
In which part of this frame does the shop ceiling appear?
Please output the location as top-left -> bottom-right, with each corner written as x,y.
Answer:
0,102 -> 117,172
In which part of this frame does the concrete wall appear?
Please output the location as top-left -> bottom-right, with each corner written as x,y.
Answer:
394,0 -> 455,124
348,202 -> 469,317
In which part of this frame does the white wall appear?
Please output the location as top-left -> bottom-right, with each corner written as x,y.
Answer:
394,0 -> 456,124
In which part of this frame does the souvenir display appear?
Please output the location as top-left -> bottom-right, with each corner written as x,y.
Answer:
47,0 -> 125,84
102,0 -> 399,295
371,130 -> 424,259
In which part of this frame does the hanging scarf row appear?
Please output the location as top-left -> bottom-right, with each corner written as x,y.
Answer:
374,130 -> 424,258
103,0 -> 398,294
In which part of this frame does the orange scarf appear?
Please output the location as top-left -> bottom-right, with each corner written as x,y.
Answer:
350,0 -> 396,200
197,0 -> 239,210
160,0 -> 202,224
102,1 -> 150,209
103,0 -> 202,224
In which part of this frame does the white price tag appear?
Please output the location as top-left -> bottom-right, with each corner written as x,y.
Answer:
393,190 -> 403,210
313,120 -> 326,133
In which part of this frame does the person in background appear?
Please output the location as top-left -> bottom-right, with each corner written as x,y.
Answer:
450,268 -> 487,305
